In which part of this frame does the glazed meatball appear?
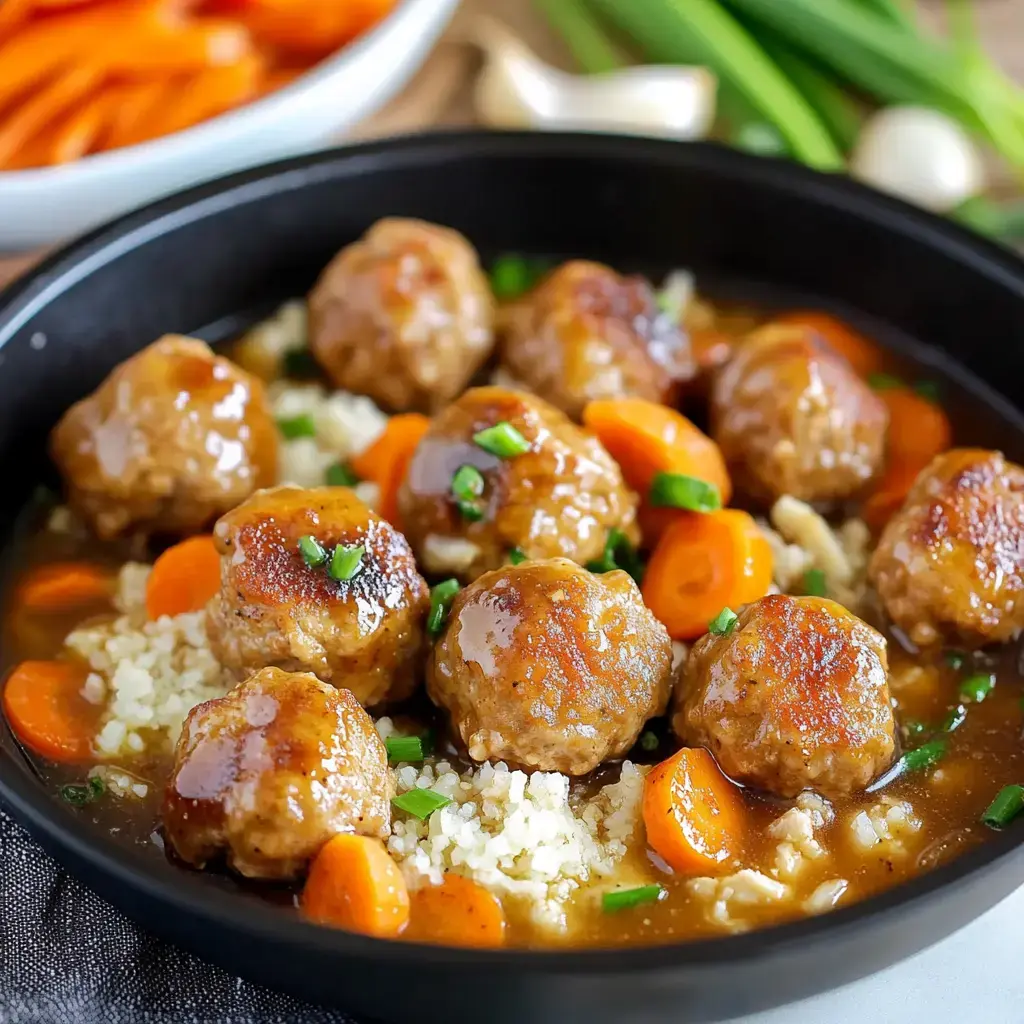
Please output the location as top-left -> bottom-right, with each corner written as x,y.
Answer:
675,595 -> 896,799
163,668 -> 391,879
50,335 -> 277,539
498,260 -> 694,419
398,386 -> 639,582
428,558 -> 672,775
308,218 -> 495,412
869,449 -> 1024,647
711,323 -> 887,504
206,486 -> 429,706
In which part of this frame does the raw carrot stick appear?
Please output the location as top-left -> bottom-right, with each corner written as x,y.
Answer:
642,746 -> 743,875
776,311 -> 882,377
350,413 -> 431,529
0,0 -> 34,45
2,660 -> 96,762
145,536 -> 221,620
97,18 -> 252,75
642,509 -> 773,641
47,86 -> 119,163
233,0 -> 395,54
101,78 -> 173,151
18,561 -> 113,611
404,874 -> 506,948
302,834 -> 410,937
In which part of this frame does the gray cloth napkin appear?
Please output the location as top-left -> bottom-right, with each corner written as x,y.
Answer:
0,805 -> 355,1024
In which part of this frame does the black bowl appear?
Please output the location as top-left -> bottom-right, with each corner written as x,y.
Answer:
1,131 -> 1023,1024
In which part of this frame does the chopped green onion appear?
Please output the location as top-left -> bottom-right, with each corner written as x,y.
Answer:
914,380 -> 941,403
945,650 -> 966,671
455,500 -> 484,522
276,412 -> 317,439
899,738 -> 947,774
982,784 -> 1024,829
427,579 -> 461,637
639,731 -> 659,752
385,736 -> 424,764
298,534 -> 328,568
867,372 -> 903,390
61,776 -> 104,807
473,422 -> 531,458
508,548 -> 528,566
489,255 -> 548,301
451,465 -> 486,521
282,348 -> 320,379
328,544 -> 365,582
803,568 -> 827,597
904,719 -> 929,738
942,703 -> 968,733
708,607 -> 739,636
392,788 -> 452,820
602,884 -> 665,913
648,472 -> 722,512
959,672 -> 995,703
325,463 -> 360,487
586,528 -> 645,585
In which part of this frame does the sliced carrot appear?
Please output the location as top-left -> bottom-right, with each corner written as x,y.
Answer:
350,413 -> 431,529
776,311 -> 882,378
642,746 -> 743,875
879,386 -> 952,467
18,561 -> 113,611
862,460 -> 923,532
145,536 -> 221,620
403,874 -> 506,948
302,834 -> 410,937
2,660 -> 96,762
642,509 -> 773,641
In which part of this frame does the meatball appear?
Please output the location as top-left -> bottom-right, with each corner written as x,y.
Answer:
429,558 -> 672,775
498,260 -> 694,419
869,449 -> 1024,647
50,335 -> 277,539
206,486 -> 429,706
711,323 -> 887,504
308,218 -> 495,412
398,386 -> 639,582
675,595 -> 896,799
163,668 -> 391,879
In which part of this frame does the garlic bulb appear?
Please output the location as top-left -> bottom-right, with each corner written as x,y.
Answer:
472,17 -> 715,141
851,106 -> 985,213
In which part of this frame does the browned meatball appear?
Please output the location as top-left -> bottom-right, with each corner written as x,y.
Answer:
675,595 -> 896,799
711,323 -> 887,504
163,668 -> 391,879
498,260 -> 694,419
308,218 -> 495,412
50,335 -> 277,539
398,386 -> 639,582
869,449 -> 1024,647
429,559 -> 672,774
206,486 -> 429,706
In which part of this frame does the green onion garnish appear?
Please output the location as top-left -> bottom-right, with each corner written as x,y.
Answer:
898,738 -> 947,774
648,472 -> 722,512
586,528 -> 645,585
427,579 -> 461,637
602,884 -> 665,913
639,731 -> 659,752
61,776 -> 104,807
913,380 -> 941,403
803,568 -> 827,597
451,464 -> 486,521
392,788 -> 452,821
298,534 -> 328,568
904,719 -> 928,738
276,412 -> 317,439
508,548 -> 528,566
959,672 -> 995,703
708,607 -> 738,636
386,736 -> 424,764
282,348 -> 320,379
489,255 -> 548,300
945,650 -> 966,671
473,421 -> 530,458
325,463 -> 360,487
329,544 -> 365,582
867,372 -> 903,391
942,704 -> 968,733
982,784 -> 1024,829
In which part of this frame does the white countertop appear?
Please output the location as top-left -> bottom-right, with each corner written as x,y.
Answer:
742,885 -> 1024,1024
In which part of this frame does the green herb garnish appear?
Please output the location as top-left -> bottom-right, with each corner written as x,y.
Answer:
648,472 -> 722,513
385,736 -> 425,764
282,348 -> 320,379
473,422 -> 531,458
325,463 -> 360,487
392,789 -> 452,821
942,704 -> 968,734
586,528 -> 645,585
451,464 -> 486,522
60,776 -> 105,807
298,534 -> 328,568
803,568 -> 827,597
959,672 -> 995,703
276,413 -> 317,439
427,579 -> 461,638
328,544 -> 365,582
639,731 -> 659,753
982,785 -> 1024,829
867,372 -> 903,391
489,255 -> 548,300
708,607 -> 738,636
898,738 -> 947,774
602,884 -> 665,913
508,548 -> 528,566
945,650 -> 966,671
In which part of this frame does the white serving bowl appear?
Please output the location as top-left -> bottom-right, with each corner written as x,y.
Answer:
0,0 -> 460,251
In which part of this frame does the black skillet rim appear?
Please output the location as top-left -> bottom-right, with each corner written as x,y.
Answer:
0,130 -> 1022,977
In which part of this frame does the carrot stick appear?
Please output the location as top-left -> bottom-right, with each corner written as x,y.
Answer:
642,509 -> 773,641
101,78 -> 173,151
404,874 -> 506,948
776,311 -> 882,378
2,660 -> 96,762
96,18 -> 252,75
45,86 -> 120,163
18,561 -> 113,611
233,0 -> 395,55
642,746 -> 743,875
145,536 -> 221,619
0,0 -> 34,45
302,834 -> 410,937
350,413 -> 431,529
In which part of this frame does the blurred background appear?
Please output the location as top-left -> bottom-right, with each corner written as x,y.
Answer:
0,0 -> 1020,263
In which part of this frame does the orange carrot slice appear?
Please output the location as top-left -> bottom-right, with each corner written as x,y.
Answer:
18,561 -> 113,611
145,536 -> 221,619
2,660 -> 96,762
350,413 -> 431,530
776,311 -> 882,377
404,875 -> 506,948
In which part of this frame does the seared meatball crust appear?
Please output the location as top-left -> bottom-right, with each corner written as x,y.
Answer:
308,217 -> 495,412
428,558 -> 673,775
163,668 -> 392,880
675,595 -> 896,799
869,448 -> 1024,647
50,335 -> 277,539
711,323 -> 888,505
398,386 -> 639,582
206,486 -> 429,706
498,260 -> 694,420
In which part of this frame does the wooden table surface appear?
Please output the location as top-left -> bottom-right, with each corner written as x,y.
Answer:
0,0 -> 1020,286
